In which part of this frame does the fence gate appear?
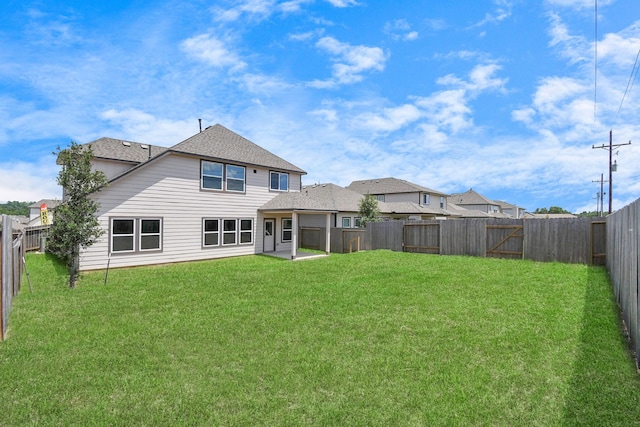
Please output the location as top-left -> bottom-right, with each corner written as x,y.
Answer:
403,222 -> 440,254
590,220 -> 606,266
486,222 -> 524,259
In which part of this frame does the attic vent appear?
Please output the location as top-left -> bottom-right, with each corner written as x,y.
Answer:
140,145 -> 149,149
122,141 -> 131,147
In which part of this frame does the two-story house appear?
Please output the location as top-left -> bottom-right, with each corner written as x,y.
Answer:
346,177 -> 452,220
77,124 -> 331,270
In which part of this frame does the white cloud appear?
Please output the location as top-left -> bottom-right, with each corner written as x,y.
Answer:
546,12 -> 590,65
181,34 -> 247,71
309,36 -> 388,87
354,104 -> 422,132
100,109 -> 198,146
384,19 -> 419,41
324,0 -> 359,7
0,157 -> 61,203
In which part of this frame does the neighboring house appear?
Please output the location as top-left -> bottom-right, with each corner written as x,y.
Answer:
28,199 -> 61,226
495,200 -> 526,219
77,124 -> 328,270
448,189 -> 511,218
346,177 -> 453,220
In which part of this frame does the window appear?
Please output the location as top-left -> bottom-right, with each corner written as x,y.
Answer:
202,161 -> 223,190
342,217 -> 351,228
140,219 -> 162,251
440,196 -> 445,208
355,217 -> 362,228
270,172 -> 289,191
203,219 -> 220,247
240,219 -> 253,244
375,194 -> 385,202
226,165 -> 245,192
223,219 -> 237,245
112,219 -> 135,252
111,218 -> 162,253
423,194 -> 430,205
282,218 -> 292,242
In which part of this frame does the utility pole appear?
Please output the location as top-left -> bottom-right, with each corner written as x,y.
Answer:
592,130 -> 631,214
591,173 -> 608,216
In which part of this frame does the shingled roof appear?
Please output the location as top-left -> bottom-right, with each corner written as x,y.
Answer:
170,124 -> 305,174
346,177 -> 447,196
85,137 -> 168,163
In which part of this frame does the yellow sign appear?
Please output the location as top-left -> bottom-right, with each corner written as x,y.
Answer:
40,204 -> 50,225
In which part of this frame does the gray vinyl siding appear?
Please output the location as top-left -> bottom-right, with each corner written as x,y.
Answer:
79,153 -> 301,271
91,159 -> 137,180
382,193 -> 420,203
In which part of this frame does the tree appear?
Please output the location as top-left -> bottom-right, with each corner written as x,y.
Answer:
358,194 -> 381,227
48,142 -> 108,288
0,201 -> 32,216
534,206 -> 572,215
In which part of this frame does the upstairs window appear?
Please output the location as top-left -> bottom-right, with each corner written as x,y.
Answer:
201,161 -> 245,192
202,161 -> 223,190
375,195 -> 385,202
342,217 -> 351,228
423,194 -> 430,205
440,197 -> 445,208
270,172 -> 289,191
226,165 -> 245,192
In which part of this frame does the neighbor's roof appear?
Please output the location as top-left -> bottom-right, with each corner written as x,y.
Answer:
448,188 -> 497,206
300,183 -> 364,212
29,199 -> 62,209
84,137 -> 168,163
346,177 -> 448,196
170,124 -> 305,174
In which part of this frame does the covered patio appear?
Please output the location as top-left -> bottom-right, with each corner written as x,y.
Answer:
259,192 -> 336,261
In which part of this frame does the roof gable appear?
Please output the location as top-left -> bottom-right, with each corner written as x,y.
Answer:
449,188 -> 497,205
346,177 -> 446,196
170,124 -> 305,174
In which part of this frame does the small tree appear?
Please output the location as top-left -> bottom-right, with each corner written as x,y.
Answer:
48,142 -> 108,288
358,194 -> 381,227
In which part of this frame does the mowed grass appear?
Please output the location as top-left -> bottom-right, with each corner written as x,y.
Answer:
1,251 -> 640,426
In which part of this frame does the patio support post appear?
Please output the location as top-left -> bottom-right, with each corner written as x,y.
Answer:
291,211 -> 298,260
325,212 -> 331,255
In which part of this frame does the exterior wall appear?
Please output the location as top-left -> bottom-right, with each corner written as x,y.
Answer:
80,153 -> 301,270
298,214 -> 328,228
383,193 -> 419,204
91,158 -> 138,180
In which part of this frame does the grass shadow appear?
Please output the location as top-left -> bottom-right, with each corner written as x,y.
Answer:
562,266 -> 640,425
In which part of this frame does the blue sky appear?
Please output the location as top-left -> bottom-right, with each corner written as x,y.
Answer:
1,0 -> 639,213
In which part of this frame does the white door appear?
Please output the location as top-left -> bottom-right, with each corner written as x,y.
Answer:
264,219 -> 275,252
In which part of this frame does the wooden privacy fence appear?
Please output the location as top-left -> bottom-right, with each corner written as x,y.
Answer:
606,198 -> 640,367
1,215 -> 25,341
366,217 -> 607,265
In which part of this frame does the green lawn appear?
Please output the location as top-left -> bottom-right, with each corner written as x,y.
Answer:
1,251 -> 639,426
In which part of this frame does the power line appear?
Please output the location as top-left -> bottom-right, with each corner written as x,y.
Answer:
594,0 -> 598,122
616,47 -> 640,118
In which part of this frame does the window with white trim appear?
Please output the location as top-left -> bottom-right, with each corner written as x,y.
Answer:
342,217 -> 351,228
270,171 -> 289,191
223,219 -> 237,245
202,161 -> 223,190
240,219 -> 253,244
375,194 -> 385,202
140,219 -> 162,251
282,218 -> 292,242
226,165 -> 245,192
111,218 -> 135,252
423,194 -> 430,205
111,218 -> 162,253
203,219 -> 220,247
440,196 -> 445,208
